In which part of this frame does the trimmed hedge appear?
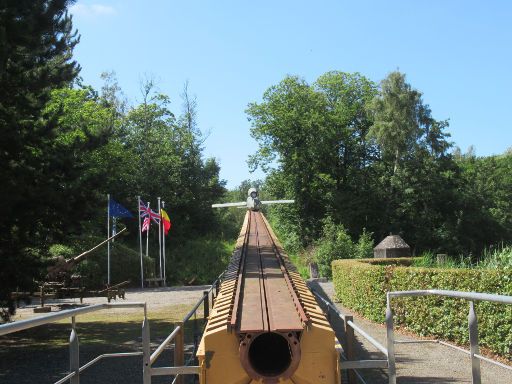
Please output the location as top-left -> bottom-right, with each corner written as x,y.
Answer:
332,258 -> 512,359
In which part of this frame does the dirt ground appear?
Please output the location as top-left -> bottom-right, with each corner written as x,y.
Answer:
2,283 -> 511,383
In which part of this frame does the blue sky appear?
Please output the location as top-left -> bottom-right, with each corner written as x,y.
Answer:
70,0 -> 512,189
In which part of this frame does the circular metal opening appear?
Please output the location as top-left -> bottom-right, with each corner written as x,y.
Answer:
248,332 -> 291,377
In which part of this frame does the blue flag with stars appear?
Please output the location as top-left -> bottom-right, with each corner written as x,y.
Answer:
109,198 -> 134,218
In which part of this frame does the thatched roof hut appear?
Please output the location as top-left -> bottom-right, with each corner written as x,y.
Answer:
373,234 -> 411,258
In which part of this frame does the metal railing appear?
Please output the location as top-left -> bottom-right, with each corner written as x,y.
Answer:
0,302 -> 147,384
0,272 -> 224,384
312,290 -> 389,384
144,273 -> 223,384
313,288 -> 512,384
386,289 -> 512,384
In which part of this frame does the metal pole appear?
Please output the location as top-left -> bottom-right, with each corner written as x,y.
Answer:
203,291 -> 209,320
468,301 -> 482,384
162,201 -> 167,286
146,202 -> 150,260
386,297 -> 397,384
70,316 -> 79,384
157,197 -> 162,282
345,315 -> 357,384
142,306 -> 151,384
107,194 -> 111,286
138,196 -> 144,288
174,322 -> 184,384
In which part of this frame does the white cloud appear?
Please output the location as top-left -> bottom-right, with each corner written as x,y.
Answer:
70,3 -> 116,18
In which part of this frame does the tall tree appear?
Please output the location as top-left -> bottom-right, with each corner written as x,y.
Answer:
366,71 -> 455,250
0,0 -> 80,319
247,72 -> 377,243
367,71 -> 425,174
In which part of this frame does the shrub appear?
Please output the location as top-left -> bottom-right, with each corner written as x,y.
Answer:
170,236 -> 232,285
354,229 -> 374,259
480,245 -> 512,269
332,258 -> 512,359
313,219 -> 354,278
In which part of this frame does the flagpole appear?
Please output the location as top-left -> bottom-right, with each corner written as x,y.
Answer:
138,196 -> 144,288
107,194 -> 111,286
157,197 -> 162,282
162,200 -> 167,286
145,202 -> 150,260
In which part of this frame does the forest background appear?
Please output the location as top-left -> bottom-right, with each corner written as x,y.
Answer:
1,1 -> 511,319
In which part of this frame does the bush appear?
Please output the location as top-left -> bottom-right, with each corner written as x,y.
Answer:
313,219 -> 354,278
169,236 -> 232,285
480,245 -> 512,269
354,229 -> 374,259
332,258 -> 512,359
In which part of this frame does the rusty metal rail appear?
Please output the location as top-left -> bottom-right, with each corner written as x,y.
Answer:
227,211 -> 310,334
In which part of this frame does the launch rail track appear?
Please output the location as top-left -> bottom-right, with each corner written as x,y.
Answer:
228,211 -> 309,334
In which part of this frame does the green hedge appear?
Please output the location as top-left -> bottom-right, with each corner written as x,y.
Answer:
332,258 -> 512,359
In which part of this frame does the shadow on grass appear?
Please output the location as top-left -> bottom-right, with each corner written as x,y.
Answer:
0,316 -> 205,384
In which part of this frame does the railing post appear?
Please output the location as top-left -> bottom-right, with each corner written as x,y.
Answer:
468,301 -> 481,384
40,285 -> 45,307
174,322 -> 184,384
211,290 -> 215,308
142,307 -> 151,384
70,316 -> 79,384
344,315 -> 357,384
203,291 -> 210,320
215,280 -> 220,296
386,296 -> 397,384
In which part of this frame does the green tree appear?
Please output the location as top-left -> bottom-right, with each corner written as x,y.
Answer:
0,0 -> 80,319
248,72 -> 378,244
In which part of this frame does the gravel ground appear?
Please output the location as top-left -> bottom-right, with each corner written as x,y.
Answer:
11,285 -> 213,321
310,280 -> 512,384
3,283 -> 511,383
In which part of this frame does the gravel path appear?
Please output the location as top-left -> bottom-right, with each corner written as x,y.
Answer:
3,283 -> 512,383
11,285 -> 213,321
310,280 -> 512,384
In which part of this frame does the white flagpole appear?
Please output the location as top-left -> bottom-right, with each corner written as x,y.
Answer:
107,194 -> 111,286
145,202 -> 150,260
138,196 -> 144,288
162,200 -> 167,286
157,197 -> 162,282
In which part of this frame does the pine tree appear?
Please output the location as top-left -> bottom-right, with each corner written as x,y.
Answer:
0,0 -> 80,320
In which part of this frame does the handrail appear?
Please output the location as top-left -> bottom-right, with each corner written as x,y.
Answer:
0,302 -> 146,336
0,302 -> 147,384
386,289 -> 512,384
145,272 -> 225,384
387,289 -> 512,304
311,290 -> 388,356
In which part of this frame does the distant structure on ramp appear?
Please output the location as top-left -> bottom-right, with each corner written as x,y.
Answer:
212,188 -> 294,211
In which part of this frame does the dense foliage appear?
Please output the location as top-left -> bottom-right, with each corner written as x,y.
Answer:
0,0 -> 81,320
332,259 -> 512,358
249,71 -> 512,275
0,1 -> 232,320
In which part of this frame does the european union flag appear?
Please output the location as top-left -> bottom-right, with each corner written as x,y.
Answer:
109,198 -> 134,218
